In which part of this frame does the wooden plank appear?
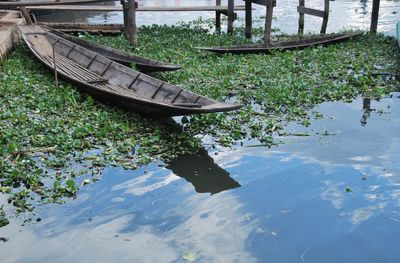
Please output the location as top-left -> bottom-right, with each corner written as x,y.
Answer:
297,6 -> 325,18
249,0 -> 276,7
39,22 -> 123,33
0,0 -> 114,7
370,0 -> 380,32
27,5 -> 246,12
298,0 -> 304,34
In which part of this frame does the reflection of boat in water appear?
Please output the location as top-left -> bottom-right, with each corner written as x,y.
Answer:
166,148 -> 241,194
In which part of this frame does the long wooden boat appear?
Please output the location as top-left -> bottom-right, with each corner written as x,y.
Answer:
19,25 -> 241,116
198,31 -> 363,54
43,26 -> 182,72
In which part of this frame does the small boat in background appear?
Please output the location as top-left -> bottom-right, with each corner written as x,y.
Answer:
19,25 -> 242,116
44,26 -> 182,72
198,31 -> 363,55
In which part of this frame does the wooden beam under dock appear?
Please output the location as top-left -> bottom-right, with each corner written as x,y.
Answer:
26,5 -> 247,12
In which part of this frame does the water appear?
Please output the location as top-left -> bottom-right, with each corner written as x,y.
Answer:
2,1 -> 400,262
1,93 -> 399,262
39,0 -> 400,36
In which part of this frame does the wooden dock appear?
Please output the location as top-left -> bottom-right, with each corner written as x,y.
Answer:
27,5 -> 246,12
0,10 -> 25,61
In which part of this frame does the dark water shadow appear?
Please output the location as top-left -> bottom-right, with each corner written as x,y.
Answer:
166,148 -> 241,194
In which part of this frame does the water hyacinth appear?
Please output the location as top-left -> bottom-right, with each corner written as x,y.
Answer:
0,20 -> 399,224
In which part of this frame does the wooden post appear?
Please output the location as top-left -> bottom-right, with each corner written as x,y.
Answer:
126,0 -> 137,47
20,7 -> 33,25
264,0 -> 274,44
298,0 -> 304,34
370,0 -> 380,33
245,0 -> 252,38
216,0 -> 221,33
17,0 -> 33,25
227,0 -> 234,34
320,0 -> 329,34
52,42 -> 59,88
121,0 -> 128,36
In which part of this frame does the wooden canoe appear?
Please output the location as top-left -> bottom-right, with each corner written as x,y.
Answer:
43,26 -> 182,72
19,25 -> 242,116
198,31 -> 364,54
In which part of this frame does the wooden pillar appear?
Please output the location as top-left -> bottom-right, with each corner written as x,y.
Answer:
17,0 -> 33,25
227,0 -> 234,34
20,7 -> 33,25
320,0 -> 329,34
298,0 -> 304,34
245,0 -> 252,38
264,0 -> 274,44
216,0 -> 221,33
370,0 -> 380,33
121,0 -> 128,36
123,0 -> 137,47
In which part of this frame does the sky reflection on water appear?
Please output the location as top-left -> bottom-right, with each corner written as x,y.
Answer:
1,93 -> 400,262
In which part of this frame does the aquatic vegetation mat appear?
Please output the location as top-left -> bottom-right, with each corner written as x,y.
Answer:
0,21 -> 399,224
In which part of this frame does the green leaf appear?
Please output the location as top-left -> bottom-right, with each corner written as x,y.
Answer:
183,252 -> 196,262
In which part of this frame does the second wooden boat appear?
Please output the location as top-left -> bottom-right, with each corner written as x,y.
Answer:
198,31 -> 363,54
19,25 -> 241,117
43,26 -> 182,72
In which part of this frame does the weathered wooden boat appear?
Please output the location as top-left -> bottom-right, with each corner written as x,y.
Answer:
43,26 -> 181,72
19,25 -> 242,116
198,31 -> 364,54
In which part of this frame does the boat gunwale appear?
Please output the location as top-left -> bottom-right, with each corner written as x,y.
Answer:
198,31 -> 364,53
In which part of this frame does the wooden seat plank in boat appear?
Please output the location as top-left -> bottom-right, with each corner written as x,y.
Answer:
19,25 -> 242,116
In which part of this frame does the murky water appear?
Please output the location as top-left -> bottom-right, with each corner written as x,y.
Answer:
1,92 -> 399,262
39,0 -> 400,36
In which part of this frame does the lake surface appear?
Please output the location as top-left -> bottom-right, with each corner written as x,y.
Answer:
2,1 -> 400,262
38,0 -> 400,36
1,92 -> 400,262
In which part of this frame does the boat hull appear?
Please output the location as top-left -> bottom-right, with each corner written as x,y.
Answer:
19,25 -> 241,117
198,31 -> 364,54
